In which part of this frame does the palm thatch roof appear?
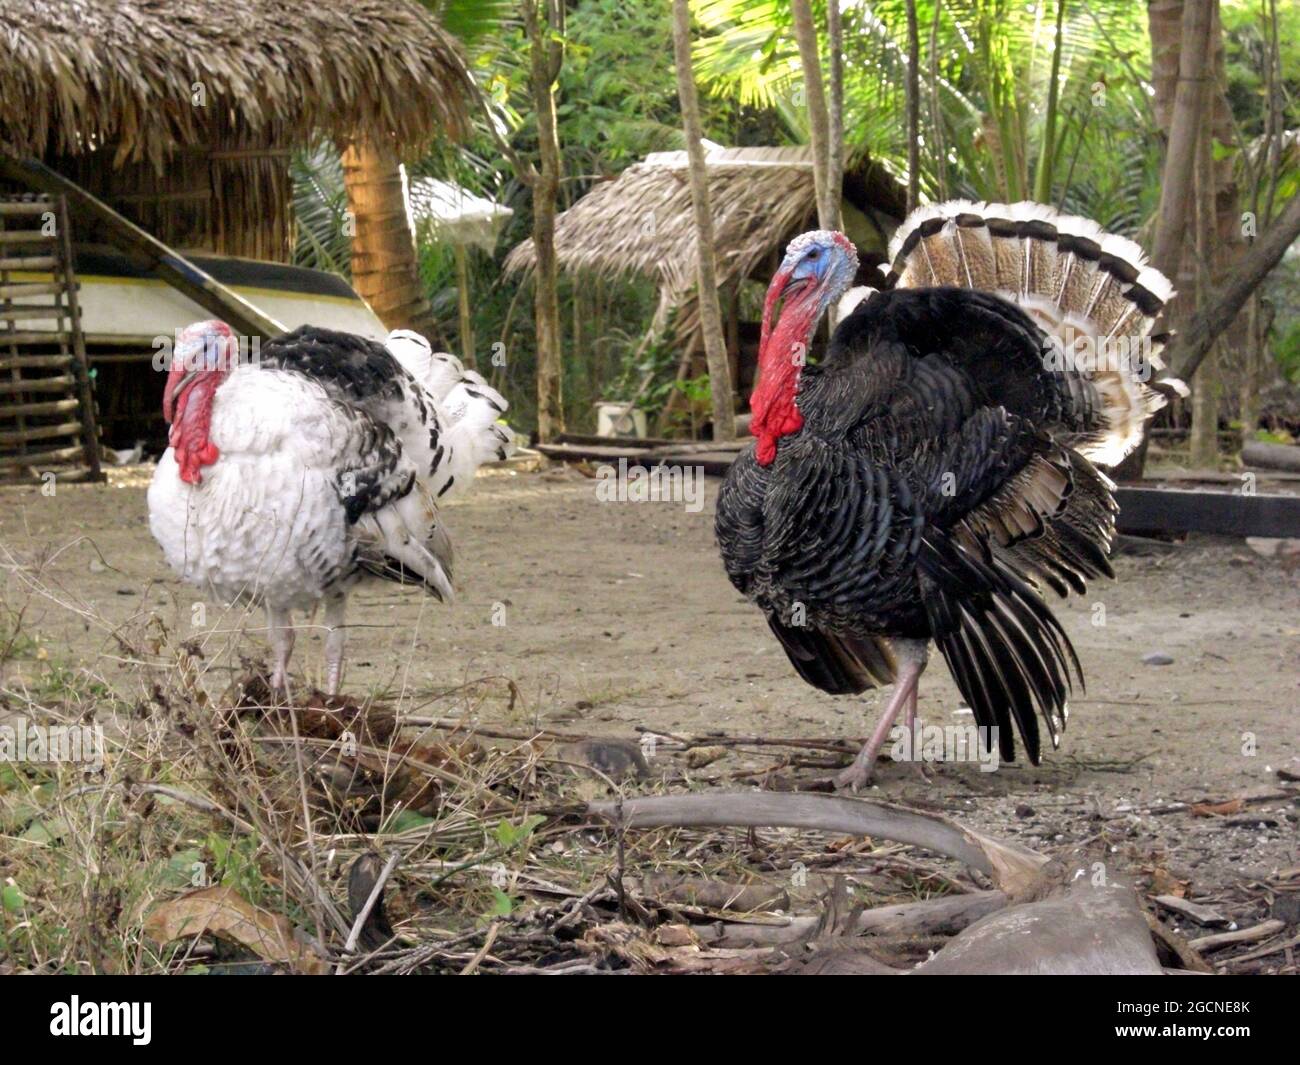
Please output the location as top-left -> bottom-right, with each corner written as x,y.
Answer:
503,145 -> 906,346
0,0 -> 470,168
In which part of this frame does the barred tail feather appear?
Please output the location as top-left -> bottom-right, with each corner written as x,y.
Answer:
920,533 -> 1081,764
386,330 -> 517,500
887,200 -> 1186,465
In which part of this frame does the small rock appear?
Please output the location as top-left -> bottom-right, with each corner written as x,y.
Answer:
563,738 -> 650,781
1142,652 -> 1174,666
1272,894 -> 1300,926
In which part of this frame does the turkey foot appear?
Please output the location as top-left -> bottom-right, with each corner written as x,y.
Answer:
835,656 -> 925,791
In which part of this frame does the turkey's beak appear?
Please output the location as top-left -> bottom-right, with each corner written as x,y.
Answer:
760,265 -> 819,360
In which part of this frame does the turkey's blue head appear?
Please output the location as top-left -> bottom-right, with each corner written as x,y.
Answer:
751,231 -> 858,465
163,320 -> 238,484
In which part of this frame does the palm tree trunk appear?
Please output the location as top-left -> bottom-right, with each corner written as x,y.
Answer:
1115,0 -> 1211,481
522,0 -> 565,442
791,0 -> 838,230
340,136 -> 434,333
672,0 -> 735,441
1150,0 -> 1213,278
1188,49 -> 1218,468
827,1 -> 846,219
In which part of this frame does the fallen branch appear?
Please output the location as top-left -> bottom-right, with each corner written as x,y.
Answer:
1189,919 -> 1286,953
588,792 -> 1050,898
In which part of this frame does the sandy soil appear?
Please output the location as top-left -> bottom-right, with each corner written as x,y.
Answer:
1,462 -> 1297,930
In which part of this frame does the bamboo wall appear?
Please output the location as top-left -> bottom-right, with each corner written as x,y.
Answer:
49,134 -> 294,263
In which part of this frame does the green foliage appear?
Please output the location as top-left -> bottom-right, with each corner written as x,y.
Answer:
291,144 -> 351,279
693,0 -> 1162,231
286,0 -> 1296,433
494,814 -> 544,849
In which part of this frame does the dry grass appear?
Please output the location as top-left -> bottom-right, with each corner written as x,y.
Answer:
0,540 -> 987,975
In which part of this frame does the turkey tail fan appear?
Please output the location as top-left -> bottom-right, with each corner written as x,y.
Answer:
767,616 -> 897,695
386,330 -> 517,500
918,533 -> 1082,763
886,200 -> 1187,466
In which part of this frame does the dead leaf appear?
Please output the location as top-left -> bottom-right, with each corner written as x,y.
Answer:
145,885 -> 328,974
655,923 -> 700,947
685,745 -> 728,769
1150,866 -> 1189,898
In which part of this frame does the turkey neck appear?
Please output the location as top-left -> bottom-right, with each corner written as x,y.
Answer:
169,374 -> 222,484
750,287 -> 823,466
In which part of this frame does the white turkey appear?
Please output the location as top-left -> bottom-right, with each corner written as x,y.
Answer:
148,320 -> 514,694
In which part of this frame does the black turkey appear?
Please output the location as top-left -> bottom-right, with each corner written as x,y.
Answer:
716,201 -> 1186,789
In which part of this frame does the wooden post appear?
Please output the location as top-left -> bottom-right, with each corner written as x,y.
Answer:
54,196 -> 102,481
671,0 -> 736,441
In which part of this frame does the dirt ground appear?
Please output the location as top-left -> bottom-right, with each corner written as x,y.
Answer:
1,461 -> 1297,938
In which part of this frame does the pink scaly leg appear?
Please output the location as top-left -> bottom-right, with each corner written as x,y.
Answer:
903,686 -> 934,783
836,640 -> 929,791
323,595 -> 347,697
267,606 -> 295,697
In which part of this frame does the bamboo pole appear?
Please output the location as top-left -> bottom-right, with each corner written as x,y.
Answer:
55,194 -> 102,480
453,243 -> 476,369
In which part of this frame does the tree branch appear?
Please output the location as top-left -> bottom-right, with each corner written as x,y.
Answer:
1170,189 -> 1300,382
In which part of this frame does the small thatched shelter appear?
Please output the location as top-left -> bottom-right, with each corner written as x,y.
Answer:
407,175 -> 513,366
0,0 -> 469,265
504,145 -> 907,369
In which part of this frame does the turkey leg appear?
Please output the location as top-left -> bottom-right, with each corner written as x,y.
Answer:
267,606 -> 296,694
323,595 -> 347,696
836,640 -> 929,791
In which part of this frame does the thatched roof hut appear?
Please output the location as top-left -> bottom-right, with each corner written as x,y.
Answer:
0,0 -> 470,262
503,145 -> 907,353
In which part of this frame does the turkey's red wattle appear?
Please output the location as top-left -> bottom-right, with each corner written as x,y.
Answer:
751,273 -> 817,466
168,377 -> 221,484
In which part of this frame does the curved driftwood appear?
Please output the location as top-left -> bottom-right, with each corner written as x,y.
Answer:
588,791 -> 1050,898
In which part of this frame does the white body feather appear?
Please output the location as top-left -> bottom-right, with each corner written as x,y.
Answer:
149,366 -> 448,612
